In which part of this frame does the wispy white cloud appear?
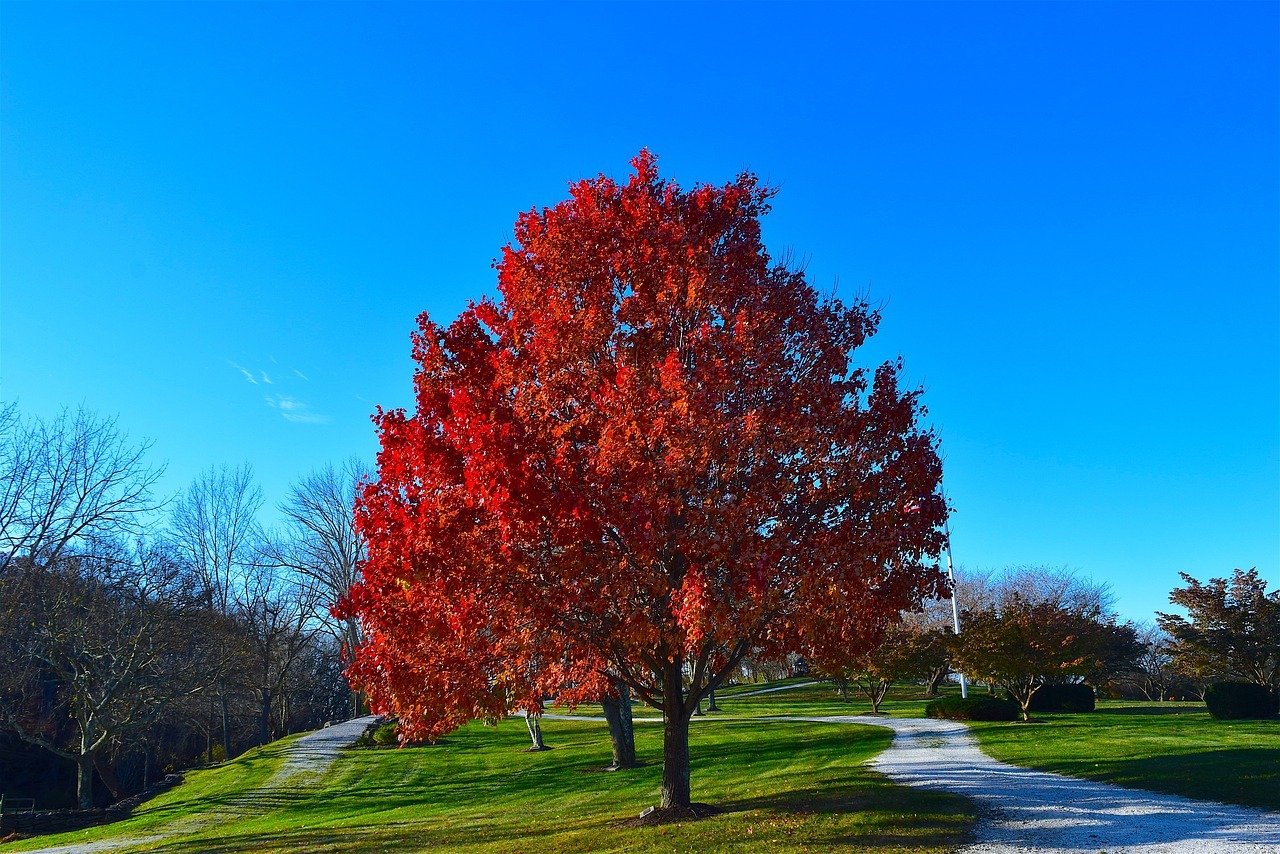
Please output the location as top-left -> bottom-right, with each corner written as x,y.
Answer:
236,360 -> 328,423
231,363 -> 258,384
283,410 -> 331,424
264,394 -> 331,424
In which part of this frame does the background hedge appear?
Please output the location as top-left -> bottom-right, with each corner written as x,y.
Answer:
924,695 -> 1019,721
1204,681 -> 1275,720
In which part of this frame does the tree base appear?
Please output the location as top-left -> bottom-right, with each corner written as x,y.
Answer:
615,803 -> 722,827
525,744 -> 554,752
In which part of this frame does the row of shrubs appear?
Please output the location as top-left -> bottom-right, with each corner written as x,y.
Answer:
923,683 -> 1099,722
924,695 -> 1020,721
924,681 -> 1275,721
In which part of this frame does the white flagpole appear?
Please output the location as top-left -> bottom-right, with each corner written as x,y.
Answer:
942,491 -> 968,699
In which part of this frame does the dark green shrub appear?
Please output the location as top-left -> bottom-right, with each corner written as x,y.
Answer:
1204,681 -> 1274,720
356,718 -> 401,747
1026,683 -> 1096,713
925,695 -> 1019,721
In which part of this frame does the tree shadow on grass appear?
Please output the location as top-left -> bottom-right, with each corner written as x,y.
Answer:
129,783 -> 975,854
714,778 -> 975,850
1091,705 -> 1202,716
1048,747 -> 1280,812
115,822 -> 534,853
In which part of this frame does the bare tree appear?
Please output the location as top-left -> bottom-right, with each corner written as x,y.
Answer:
171,464 -> 263,615
991,564 -> 1115,616
0,407 -> 162,571
1125,623 -> 1181,701
170,464 -> 264,757
235,565 -> 323,745
268,459 -> 368,716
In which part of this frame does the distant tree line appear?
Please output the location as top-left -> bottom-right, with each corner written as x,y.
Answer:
811,563 -> 1278,720
0,404 -> 368,809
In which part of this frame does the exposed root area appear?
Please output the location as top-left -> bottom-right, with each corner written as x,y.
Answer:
615,802 -> 723,827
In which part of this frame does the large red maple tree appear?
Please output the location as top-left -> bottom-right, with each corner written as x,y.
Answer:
338,152 -> 949,811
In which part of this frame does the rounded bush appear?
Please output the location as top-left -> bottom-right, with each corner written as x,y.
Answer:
1204,681 -> 1275,720
1026,683 -> 1096,713
356,718 -> 401,747
925,695 -> 1019,721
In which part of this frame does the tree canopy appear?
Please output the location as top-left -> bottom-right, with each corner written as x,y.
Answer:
339,152 -> 949,810
1157,568 -> 1279,705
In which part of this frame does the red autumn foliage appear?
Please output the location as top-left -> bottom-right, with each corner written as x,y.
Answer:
336,151 -> 949,807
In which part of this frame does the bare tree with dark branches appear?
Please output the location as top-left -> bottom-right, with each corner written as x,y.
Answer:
0,406 -> 163,572
235,563 -> 324,744
170,463 -> 264,757
171,464 -> 263,615
267,459 -> 369,716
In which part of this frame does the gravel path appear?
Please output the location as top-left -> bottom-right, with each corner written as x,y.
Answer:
268,715 -> 380,785
16,716 -> 379,854
796,714 -> 1280,853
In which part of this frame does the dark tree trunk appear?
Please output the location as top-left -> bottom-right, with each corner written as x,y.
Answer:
601,682 -> 636,769
350,687 -> 365,719
870,685 -> 886,713
706,687 -> 720,712
926,666 -> 949,696
76,755 -> 94,810
259,691 -> 272,746
220,691 -> 232,759
660,664 -> 692,809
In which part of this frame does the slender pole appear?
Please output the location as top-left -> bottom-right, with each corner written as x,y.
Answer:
942,501 -> 968,699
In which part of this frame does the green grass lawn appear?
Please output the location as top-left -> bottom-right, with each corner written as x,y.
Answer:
2,709 -> 972,853
705,680 -> 940,719
5,683 -> 1276,853
964,700 -> 1280,811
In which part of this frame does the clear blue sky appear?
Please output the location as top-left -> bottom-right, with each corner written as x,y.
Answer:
2,2 -> 1276,623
